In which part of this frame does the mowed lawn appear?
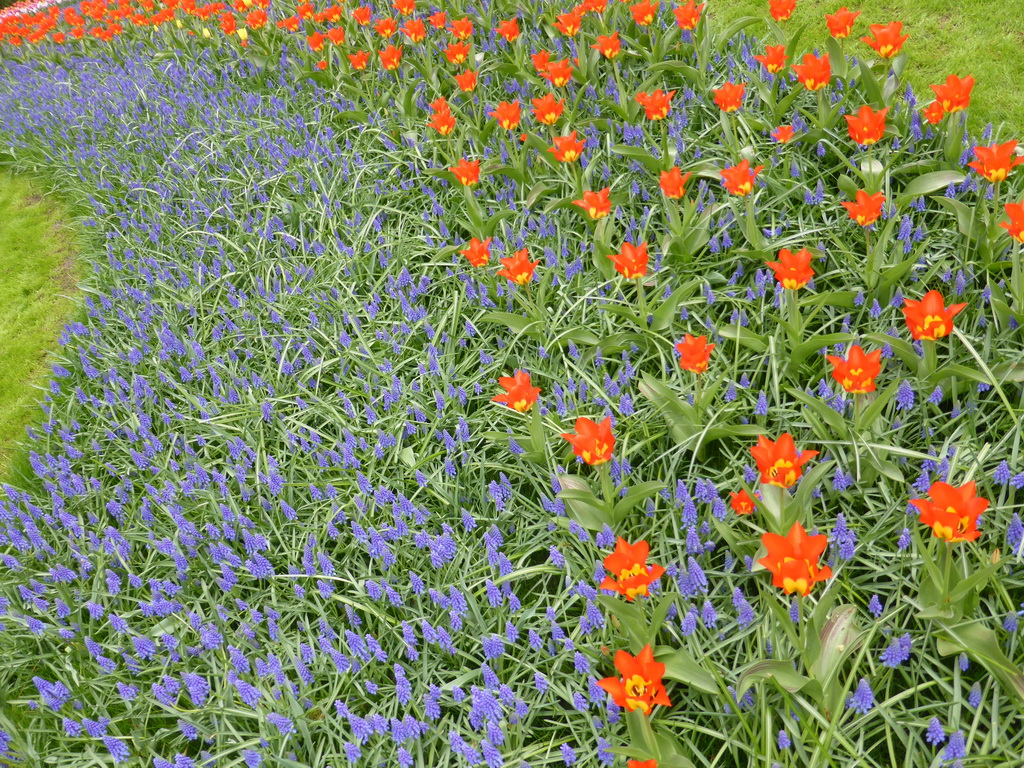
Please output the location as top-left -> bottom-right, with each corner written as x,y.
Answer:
709,0 -> 1024,133
0,172 -> 79,475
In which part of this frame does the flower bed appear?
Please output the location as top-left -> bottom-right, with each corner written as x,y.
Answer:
0,1 -> 1023,767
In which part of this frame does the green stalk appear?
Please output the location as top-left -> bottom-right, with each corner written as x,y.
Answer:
921,338 -> 937,382
600,460 -> 615,510
636,278 -> 649,327
786,287 -> 802,341
1011,239 -> 1023,311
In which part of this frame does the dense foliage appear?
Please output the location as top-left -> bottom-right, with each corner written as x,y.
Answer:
1,0 -> 1023,766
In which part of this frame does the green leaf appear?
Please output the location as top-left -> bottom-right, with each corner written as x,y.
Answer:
557,474 -> 612,531
611,144 -> 663,174
735,659 -> 820,700
477,311 -> 542,337
786,332 -> 855,376
931,195 -> 982,241
612,481 -> 666,520
935,622 -> 1024,705
720,324 -> 767,353
786,387 -> 851,441
655,645 -> 719,695
896,171 -> 965,208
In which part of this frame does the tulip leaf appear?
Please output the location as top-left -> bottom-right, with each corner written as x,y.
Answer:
897,171 -> 965,208
935,622 -> 1024,705
719,324 -> 768,353
612,481 -> 666,520
858,378 -> 900,429
654,645 -> 719,695
611,144 -> 663,174
651,279 -> 700,331
736,659 -> 819,699
477,311 -> 543,338
786,332 -> 855,376
792,458 -> 835,512
786,387 -> 851,441
931,195 -> 984,241
556,475 -> 613,532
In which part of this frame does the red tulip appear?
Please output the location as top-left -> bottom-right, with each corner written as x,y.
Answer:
901,290 -> 966,341
910,481 -> 989,543
597,644 -> 671,714
675,334 -> 715,373
861,21 -> 909,59
598,538 -> 666,601
750,433 -> 818,488
841,190 -> 885,227
720,159 -> 764,196
758,522 -> 833,596
826,345 -> 883,394
561,416 -> 615,466
492,370 -> 541,412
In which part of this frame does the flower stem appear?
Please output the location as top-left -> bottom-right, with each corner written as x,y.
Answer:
786,288 -> 802,341
636,279 -> 649,327
600,461 -> 615,511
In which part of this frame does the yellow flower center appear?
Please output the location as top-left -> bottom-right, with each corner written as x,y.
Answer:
767,460 -> 796,486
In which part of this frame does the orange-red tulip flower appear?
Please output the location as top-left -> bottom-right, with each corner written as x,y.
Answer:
532,93 -> 565,124
713,81 -> 746,112
490,100 -> 521,130
307,31 -> 325,51
351,5 -> 372,25
599,538 -> 666,600
771,125 -> 795,143
766,247 -> 814,290
348,50 -> 370,69
492,369 -> 541,412
532,50 -> 552,75
730,489 -> 756,515
450,16 -> 473,39
922,101 -> 945,124
720,159 -> 764,196
327,26 -> 346,44
861,21 -> 908,59
630,0 -> 658,26
495,18 -> 519,41
427,110 -> 456,135
758,522 -> 833,596
826,345 -> 883,394
825,6 -> 860,38
792,52 -> 831,91
375,16 -> 399,37
754,44 -> 787,74
968,140 -> 1024,183
543,58 -> 575,87
497,248 -> 541,285
750,433 -> 818,488
379,44 -> 403,69
675,334 -> 715,373
1001,201 -> 1024,242
660,167 -> 691,199
930,74 -> 974,113
597,644 -> 671,714
628,761 -> 659,768
454,69 -> 478,92
549,131 -> 585,162
427,10 -> 446,28
608,241 -> 649,279
674,0 -> 704,29
901,290 -> 967,341
553,10 -> 583,36
561,416 -> 615,465
449,159 -> 481,186
401,18 -> 425,41
592,31 -> 621,58
459,237 -> 491,267
845,105 -> 888,145
841,190 -> 885,227
635,89 -> 676,120
573,188 -> 613,220
444,41 -> 470,65
769,0 -> 796,22
910,481 -> 989,543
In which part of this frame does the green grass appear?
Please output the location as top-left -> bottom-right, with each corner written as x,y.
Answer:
709,0 -> 1024,133
0,172 -> 80,475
